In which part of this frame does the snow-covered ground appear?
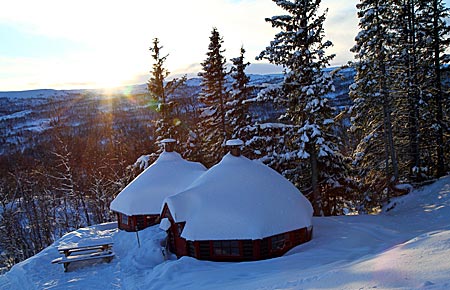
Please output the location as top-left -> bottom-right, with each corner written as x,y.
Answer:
1,176 -> 449,290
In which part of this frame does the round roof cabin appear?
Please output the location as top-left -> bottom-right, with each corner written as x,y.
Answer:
110,139 -> 206,231
160,139 -> 313,261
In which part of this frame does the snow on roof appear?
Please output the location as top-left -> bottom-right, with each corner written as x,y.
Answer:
160,138 -> 176,143
164,153 -> 313,240
110,151 -> 206,216
225,139 -> 244,146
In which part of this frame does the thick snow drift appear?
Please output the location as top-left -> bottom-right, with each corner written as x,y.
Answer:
110,151 -> 206,215
1,176 -> 449,290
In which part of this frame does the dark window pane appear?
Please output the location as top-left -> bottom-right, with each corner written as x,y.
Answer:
212,240 -> 240,257
271,234 -> 286,251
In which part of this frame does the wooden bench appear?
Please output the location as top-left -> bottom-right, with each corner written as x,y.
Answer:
58,243 -> 113,257
52,238 -> 114,272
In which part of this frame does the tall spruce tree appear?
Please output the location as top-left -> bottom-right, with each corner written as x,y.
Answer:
243,81 -> 294,168
418,0 -> 450,177
389,0 -> 449,182
147,38 -> 186,144
392,0 -> 422,180
350,0 -> 401,207
258,0 -> 346,215
228,46 -> 252,142
198,27 -> 229,166
350,0 -> 449,205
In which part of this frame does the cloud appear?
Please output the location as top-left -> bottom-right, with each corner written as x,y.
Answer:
1,0 -> 359,90
322,0 -> 359,66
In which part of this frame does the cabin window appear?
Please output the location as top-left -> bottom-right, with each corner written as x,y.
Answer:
187,241 -> 196,257
199,241 -> 211,258
146,215 -> 159,226
293,229 -> 303,243
260,239 -> 269,257
121,214 -> 129,225
136,216 -> 145,229
242,240 -> 253,258
271,233 -> 287,251
213,240 -> 240,257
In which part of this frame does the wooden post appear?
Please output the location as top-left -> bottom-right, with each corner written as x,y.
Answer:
135,226 -> 141,248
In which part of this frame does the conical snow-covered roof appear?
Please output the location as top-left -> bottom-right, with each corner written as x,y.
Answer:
110,151 -> 206,216
164,153 -> 313,240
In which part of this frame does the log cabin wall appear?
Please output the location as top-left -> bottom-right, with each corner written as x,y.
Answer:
161,204 -> 313,261
170,226 -> 313,261
116,213 -> 160,232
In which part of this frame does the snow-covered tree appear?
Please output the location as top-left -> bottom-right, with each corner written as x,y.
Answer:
258,0 -> 347,215
198,27 -> 229,166
50,137 -> 85,232
350,0 -> 449,206
388,0 -> 422,181
242,80 -> 292,165
228,46 -> 252,142
349,0 -> 401,207
388,0 -> 449,181
417,0 -> 449,177
147,38 -> 186,143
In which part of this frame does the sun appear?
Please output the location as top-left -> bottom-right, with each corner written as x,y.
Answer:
91,71 -> 135,96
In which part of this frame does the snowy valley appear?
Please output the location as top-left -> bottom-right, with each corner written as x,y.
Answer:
0,71 -> 353,155
1,176 -> 449,290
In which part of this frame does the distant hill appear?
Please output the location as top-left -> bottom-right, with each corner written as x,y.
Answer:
0,71 -> 354,155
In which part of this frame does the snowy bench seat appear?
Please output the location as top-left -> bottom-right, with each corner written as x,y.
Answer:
58,244 -> 113,257
52,251 -> 115,272
52,238 -> 114,272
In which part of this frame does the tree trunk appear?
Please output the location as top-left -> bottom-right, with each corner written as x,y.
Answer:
309,144 -> 322,216
406,0 -> 421,179
433,0 -> 446,177
380,53 -> 399,184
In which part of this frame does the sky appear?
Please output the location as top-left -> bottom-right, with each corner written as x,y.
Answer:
0,0 -> 444,91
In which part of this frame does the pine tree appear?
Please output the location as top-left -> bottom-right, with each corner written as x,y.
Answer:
147,38 -> 186,143
228,46 -> 252,142
417,0 -> 450,177
243,82 -> 292,165
350,0 -> 449,199
389,0 -> 449,181
391,0 -> 421,180
258,0 -> 347,215
198,27 -> 229,166
350,0 -> 401,207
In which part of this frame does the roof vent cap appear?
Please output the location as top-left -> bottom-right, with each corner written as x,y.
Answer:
225,139 -> 244,156
160,139 -> 176,152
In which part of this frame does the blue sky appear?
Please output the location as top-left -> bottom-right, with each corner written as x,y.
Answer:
0,0 -> 446,91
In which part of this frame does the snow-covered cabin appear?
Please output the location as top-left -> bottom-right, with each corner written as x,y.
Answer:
160,140 -> 313,261
110,139 -> 207,231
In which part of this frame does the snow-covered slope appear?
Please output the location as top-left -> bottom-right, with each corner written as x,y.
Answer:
1,177 -> 449,290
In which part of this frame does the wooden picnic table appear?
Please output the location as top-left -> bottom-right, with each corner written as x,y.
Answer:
51,237 -> 115,272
